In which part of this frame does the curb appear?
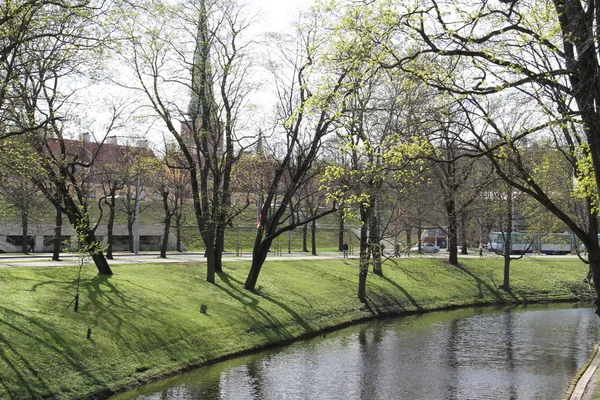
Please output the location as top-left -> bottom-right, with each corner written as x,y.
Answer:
565,343 -> 600,400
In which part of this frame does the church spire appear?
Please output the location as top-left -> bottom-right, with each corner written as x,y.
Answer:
188,0 -> 215,124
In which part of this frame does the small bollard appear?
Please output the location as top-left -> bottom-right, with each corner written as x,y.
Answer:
87,327 -> 92,340
200,304 -> 208,314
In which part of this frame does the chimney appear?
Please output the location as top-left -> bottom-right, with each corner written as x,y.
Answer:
136,139 -> 148,149
79,132 -> 90,143
107,136 -> 118,145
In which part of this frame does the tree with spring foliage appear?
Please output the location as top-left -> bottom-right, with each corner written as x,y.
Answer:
1,0 -> 104,139
321,64 -> 431,301
336,0 -> 600,313
0,0 -> 124,274
427,106 -> 494,265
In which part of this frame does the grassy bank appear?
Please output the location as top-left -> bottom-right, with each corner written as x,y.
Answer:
0,256 -> 593,399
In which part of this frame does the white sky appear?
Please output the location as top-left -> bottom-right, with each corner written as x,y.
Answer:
251,0 -> 308,32
81,0 -> 313,148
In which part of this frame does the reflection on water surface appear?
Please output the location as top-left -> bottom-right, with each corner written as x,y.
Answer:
112,303 -> 599,400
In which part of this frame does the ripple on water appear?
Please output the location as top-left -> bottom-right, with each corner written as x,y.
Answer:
113,304 -> 600,400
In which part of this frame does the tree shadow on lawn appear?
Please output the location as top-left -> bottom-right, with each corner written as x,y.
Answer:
361,263 -> 520,317
0,271 -> 216,399
452,263 -> 520,302
371,275 -> 425,313
82,274 -> 145,335
82,274 -> 197,354
0,305 -> 105,399
216,272 -> 313,339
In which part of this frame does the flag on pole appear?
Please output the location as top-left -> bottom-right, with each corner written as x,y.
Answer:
255,203 -> 264,227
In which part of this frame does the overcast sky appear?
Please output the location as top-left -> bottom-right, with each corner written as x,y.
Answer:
83,0 -> 313,146
251,0 -> 308,32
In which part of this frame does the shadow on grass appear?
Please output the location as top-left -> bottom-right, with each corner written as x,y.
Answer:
82,274 -> 194,359
82,274 -> 138,334
216,272 -> 313,338
0,270 -> 162,399
0,305 -> 105,399
375,275 -> 424,312
453,263 -> 520,302
0,270 -> 196,399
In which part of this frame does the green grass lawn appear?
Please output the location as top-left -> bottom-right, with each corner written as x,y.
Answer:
0,256 -> 593,399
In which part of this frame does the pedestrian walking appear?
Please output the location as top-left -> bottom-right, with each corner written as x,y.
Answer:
343,242 -> 349,258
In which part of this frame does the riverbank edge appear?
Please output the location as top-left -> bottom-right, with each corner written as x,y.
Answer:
102,297 -> 593,400
565,343 -> 600,400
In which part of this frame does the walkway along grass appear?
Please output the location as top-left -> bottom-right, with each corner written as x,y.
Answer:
0,256 -> 594,399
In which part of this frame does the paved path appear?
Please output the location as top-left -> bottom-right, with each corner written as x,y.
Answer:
0,251 -> 353,268
0,250 -> 585,268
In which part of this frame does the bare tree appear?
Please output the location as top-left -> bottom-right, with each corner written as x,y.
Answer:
118,0 -> 256,282
153,146 -> 192,257
0,0 -> 101,139
0,176 -> 46,253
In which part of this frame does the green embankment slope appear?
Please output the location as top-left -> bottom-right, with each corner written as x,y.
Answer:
0,256 -> 593,399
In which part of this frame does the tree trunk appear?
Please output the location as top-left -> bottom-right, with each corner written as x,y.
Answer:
502,247 -> 511,291
160,190 -> 171,259
588,245 -> 600,317
460,212 -> 468,255
91,251 -> 112,275
302,223 -> 308,252
369,209 -> 382,276
358,204 -> 370,303
416,218 -> 422,252
446,198 -> 458,265
62,198 -> 113,275
203,230 -> 217,283
175,215 -> 182,252
52,206 -> 62,261
22,211 -> 28,254
161,215 -> 171,259
245,236 -> 271,290
358,267 -> 367,303
214,226 -> 225,273
127,215 -> 134,253
338,209 -> 344,251
501,190 -> 513,291
106,194 -> 116,260
311,219 -> 317,256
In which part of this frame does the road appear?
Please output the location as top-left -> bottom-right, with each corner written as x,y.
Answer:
0,249 -> 582,268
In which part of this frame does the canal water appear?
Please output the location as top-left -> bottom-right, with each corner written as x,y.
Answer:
111,303 -> 599,400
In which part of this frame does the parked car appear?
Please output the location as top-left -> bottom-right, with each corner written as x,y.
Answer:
410,243 -> 440,253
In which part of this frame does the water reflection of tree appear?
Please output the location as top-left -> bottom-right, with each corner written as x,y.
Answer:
357,324 -> 385,400
443,319 -> 459,400
502,311 -> 517,400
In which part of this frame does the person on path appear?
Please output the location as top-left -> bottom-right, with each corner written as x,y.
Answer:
479,244 -> 483,258
343,242 -> 349,258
